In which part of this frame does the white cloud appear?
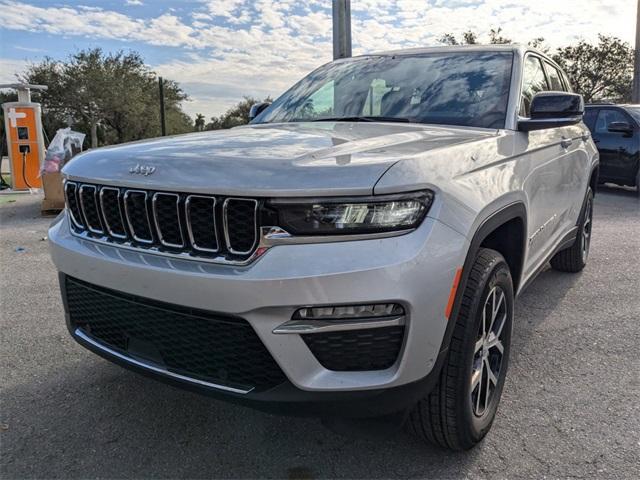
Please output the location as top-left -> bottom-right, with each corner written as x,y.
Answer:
0,0 -> 634,117
0,58 -> 29,84
125,0 -> 143,6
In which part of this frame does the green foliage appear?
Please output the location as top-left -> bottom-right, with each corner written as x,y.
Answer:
438,29 -> 504,45
552,35 -> 634,103
19,48 -> 193,148
206,96 -> 272,130
488,28 -> 511,45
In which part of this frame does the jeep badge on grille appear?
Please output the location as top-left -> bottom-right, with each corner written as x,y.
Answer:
129,164 -> 156,176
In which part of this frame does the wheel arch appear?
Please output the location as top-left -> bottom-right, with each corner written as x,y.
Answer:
438,202 -> 527,355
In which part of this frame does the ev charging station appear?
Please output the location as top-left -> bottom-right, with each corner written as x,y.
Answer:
1,83 -> 48,190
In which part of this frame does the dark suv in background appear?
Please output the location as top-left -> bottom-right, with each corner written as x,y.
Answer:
584,104 -> 640,195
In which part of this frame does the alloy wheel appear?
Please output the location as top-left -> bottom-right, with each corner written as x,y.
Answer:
471,286 -> 507,417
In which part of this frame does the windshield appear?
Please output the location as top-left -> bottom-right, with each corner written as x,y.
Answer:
254,51 -> 514,129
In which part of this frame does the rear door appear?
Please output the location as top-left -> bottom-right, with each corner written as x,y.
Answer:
592,108 -> 637,185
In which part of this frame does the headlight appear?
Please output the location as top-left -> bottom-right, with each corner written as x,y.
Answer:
269,191 -> 433,235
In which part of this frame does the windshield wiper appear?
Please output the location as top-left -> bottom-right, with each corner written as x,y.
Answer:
309,116 -> 412,123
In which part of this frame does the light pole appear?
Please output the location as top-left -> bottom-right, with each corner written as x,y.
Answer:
634,0 -> 640,103
332,0 -> 352,60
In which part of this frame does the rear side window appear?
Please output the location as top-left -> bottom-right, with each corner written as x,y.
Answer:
520,56 -> 550,117
595,109 -> 629,133
544,62 -> 565,91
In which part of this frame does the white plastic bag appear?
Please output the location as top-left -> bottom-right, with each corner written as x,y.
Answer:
42,128 -> 86,174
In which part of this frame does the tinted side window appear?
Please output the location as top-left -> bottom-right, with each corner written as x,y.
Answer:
595,109 -> 628,134
520,56 -> 549,117
583,109 -> 598,130
544,62 -> 564,91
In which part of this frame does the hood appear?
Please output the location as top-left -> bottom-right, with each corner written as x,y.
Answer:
63,122 -> 496,197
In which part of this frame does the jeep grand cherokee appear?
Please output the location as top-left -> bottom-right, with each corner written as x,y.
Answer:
50,45 -> 599,450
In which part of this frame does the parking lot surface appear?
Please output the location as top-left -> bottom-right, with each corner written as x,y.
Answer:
1,189 -> 639,479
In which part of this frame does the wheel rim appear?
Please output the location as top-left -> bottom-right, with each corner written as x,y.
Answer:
471,286 -> 507,417
581,198 -> 593,263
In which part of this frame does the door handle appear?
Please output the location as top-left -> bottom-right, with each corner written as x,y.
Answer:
593,139 -> 601,144
561,137 -> 573,149
581,131 -> 590,142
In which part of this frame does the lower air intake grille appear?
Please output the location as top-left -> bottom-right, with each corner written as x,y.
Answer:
302,326 -> 405,371
64,276 -> 287,392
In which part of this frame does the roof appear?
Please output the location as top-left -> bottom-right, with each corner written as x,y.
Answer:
354,44 -> 558,66
369,44 -> 522,56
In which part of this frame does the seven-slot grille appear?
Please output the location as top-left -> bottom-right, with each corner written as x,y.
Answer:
64,181 -> 259,262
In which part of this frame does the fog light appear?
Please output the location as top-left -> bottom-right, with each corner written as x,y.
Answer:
293,303 -> 404,320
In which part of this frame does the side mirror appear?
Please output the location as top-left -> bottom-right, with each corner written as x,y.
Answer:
518,92 -> 584,132
607,121 -> 633,134
249,102 -> 271,122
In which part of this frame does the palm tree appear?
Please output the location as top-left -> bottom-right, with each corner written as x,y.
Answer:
194,113 -> 205,132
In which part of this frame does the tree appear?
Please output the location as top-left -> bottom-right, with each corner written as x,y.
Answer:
438,28 -> 507,46
206,96 -> 272,130
194,113 -> 206,131
439,30 -> 479,45
20,48 -> 192,148
488,28 -> 512,45
553,35 -> 634,103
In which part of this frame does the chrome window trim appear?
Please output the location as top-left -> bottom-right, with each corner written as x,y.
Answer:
99,186 -> 127,240
152,192 -> 185,248
78,184 -> 104,234
185,195 -> 219,253
272,315 -> 405,334
123,189 -> 154,244
74,328 -> 253,394
63,180 -> 85,229
223,198 -> 259,255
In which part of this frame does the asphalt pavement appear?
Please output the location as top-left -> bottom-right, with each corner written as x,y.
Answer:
1,187 -> 638,479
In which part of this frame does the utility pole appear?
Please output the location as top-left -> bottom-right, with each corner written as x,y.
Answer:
634,0 -> 640,103
158,77 -> 167,136
332,0 -> 352,60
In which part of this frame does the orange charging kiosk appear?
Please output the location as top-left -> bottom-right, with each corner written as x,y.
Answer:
1,84 -> 48,190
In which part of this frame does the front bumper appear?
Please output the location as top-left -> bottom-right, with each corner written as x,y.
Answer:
50,212 -> 467,414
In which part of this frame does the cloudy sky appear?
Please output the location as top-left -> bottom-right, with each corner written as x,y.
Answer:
0,0 -> 635,118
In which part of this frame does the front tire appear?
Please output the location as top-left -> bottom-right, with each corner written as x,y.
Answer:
407,248 -> 513,450
550,187 -> 593,272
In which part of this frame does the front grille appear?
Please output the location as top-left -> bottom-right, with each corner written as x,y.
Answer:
302,326 -> 405,371
65,276 -> 287,392
64,181 -> 259,262
79,185 -> 103,233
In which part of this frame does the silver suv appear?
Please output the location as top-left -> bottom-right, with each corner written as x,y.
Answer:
50,45 -> 598,450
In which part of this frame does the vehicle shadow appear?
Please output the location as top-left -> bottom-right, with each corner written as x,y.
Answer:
2,356 -> 488,479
